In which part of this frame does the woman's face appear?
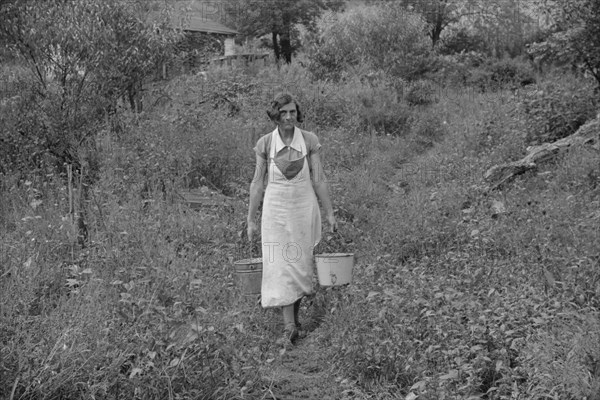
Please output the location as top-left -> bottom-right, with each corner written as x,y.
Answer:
277,102 -> 297,129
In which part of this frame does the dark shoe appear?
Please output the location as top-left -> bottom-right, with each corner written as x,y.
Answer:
276,325 -> 298,348
296,323 -> 307,339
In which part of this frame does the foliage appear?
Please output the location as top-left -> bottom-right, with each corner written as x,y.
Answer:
486,57 -> 536,87
304,3 -> 431,82
0,0 -> 181,176
518,73 -> 597,144
520,313 -> 600,399
393,0 -> 538,55
395,0 -> 481,48
222,0 -> 343,63
409,111 -> 448,147
466,0 -> 541,58
529,0 -> 600,88
338,80 -> 411,136
403,80 -> 439,106
465,57 -> 536,92
319,76 -> 600,399
2,46 -> 600,400
438,27 -> 489,55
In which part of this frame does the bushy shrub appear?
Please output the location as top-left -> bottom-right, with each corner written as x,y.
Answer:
439,28 -> 489,55
519,314 -> 600,399
305,3 -> 431,81
403,80 -> 439,106
425,55 -> 471,87
518,74 -> 597,144
409,111 -> 447,143
338,80 -> 411,136
452,51 -> 488,68
526,0 -> 600,89
359,103 -> 412,136
487,57 -> 536,87
465,66 -> 495,92
466,57 -> 536,92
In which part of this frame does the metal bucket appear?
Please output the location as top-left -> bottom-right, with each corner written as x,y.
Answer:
315,253 -> 354,286
233,258 -> 262,295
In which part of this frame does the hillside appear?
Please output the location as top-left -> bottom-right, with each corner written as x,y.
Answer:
1,60 -> 599,398
1,0 -> 600,398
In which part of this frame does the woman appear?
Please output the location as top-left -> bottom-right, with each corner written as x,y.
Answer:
247,93 -> 337,347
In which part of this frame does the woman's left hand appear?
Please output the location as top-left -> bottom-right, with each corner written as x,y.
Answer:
327,213 -> 338,233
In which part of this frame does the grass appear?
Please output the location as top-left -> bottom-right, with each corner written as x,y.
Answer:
1,59 -> 599,399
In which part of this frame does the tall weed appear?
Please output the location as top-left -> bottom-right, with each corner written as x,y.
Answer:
2,56 -> 600,399
518,72 -> 597,144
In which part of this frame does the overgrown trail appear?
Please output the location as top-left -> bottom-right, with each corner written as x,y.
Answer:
254,296 -> 356,400
259,334 -> 341,399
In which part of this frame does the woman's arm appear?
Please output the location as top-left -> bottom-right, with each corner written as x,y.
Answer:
247,155 -> 267,240
310,152 -> 337,232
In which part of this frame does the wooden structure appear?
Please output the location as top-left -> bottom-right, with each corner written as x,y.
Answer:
210,52 -> 271,67
178,188 -> 236,210
175,15 -> 238,55
177,16 -> 238,74
153,13 -> 239,77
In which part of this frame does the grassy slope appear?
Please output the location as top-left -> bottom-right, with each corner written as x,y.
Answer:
1,62 -> 599,399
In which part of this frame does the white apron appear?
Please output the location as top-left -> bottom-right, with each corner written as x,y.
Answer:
261,128 -> 322,308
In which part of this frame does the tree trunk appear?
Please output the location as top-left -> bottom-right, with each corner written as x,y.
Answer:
484,119 -> 599,191
430,22 -> 443,48
280,30 -> 292,64
280,14 -> 293,64
430,6 -> 444,48
127,79 -> 143,113
272,31 -> 281,61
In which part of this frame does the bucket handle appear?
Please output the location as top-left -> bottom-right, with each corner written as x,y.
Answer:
323,229 -> 345,241
322,229 -> 351,248
237,232 -> 261,260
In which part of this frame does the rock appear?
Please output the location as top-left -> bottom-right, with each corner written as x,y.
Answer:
491,200 -> 506,218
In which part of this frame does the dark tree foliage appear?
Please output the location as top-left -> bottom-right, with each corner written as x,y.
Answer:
222,0 -> 343,63
529,0 -> 600,88
0,0 -> 180,175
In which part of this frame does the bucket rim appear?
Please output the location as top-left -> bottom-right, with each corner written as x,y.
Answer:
315,252 -> 354,258
233,257 -> 262,265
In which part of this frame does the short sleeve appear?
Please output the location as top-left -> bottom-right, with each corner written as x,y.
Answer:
303,131 -> 322,156
253,134 -> 269,160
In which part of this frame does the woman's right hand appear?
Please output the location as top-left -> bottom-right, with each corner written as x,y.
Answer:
247,219 -> 258,242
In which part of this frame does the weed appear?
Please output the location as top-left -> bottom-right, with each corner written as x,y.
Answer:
2,53 -> 600,399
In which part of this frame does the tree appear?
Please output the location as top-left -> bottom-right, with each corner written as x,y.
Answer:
528,0 -> 600,88
305,3 -> 430,81
0,0 -> 180,173
223,0 -> 343,63
451,0 -> 539,57
392,0 -> 479,48
393,0 -> 534,52
1,0 -> 182,245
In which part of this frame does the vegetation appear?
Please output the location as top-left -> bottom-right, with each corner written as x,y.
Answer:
1,0 -> 599,399
0,0 -> 180,174
528,0 -> 600,88
304,3 -> 431,82
222,0 -> 344,63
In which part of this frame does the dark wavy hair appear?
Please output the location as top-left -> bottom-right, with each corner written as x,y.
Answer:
266,92 -> 304,123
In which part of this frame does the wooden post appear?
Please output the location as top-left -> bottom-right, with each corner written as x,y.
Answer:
67,164 -> 75,258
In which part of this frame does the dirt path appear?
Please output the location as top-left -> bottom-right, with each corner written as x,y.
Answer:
255,295 -> 356,400
259,335 -> 341,399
